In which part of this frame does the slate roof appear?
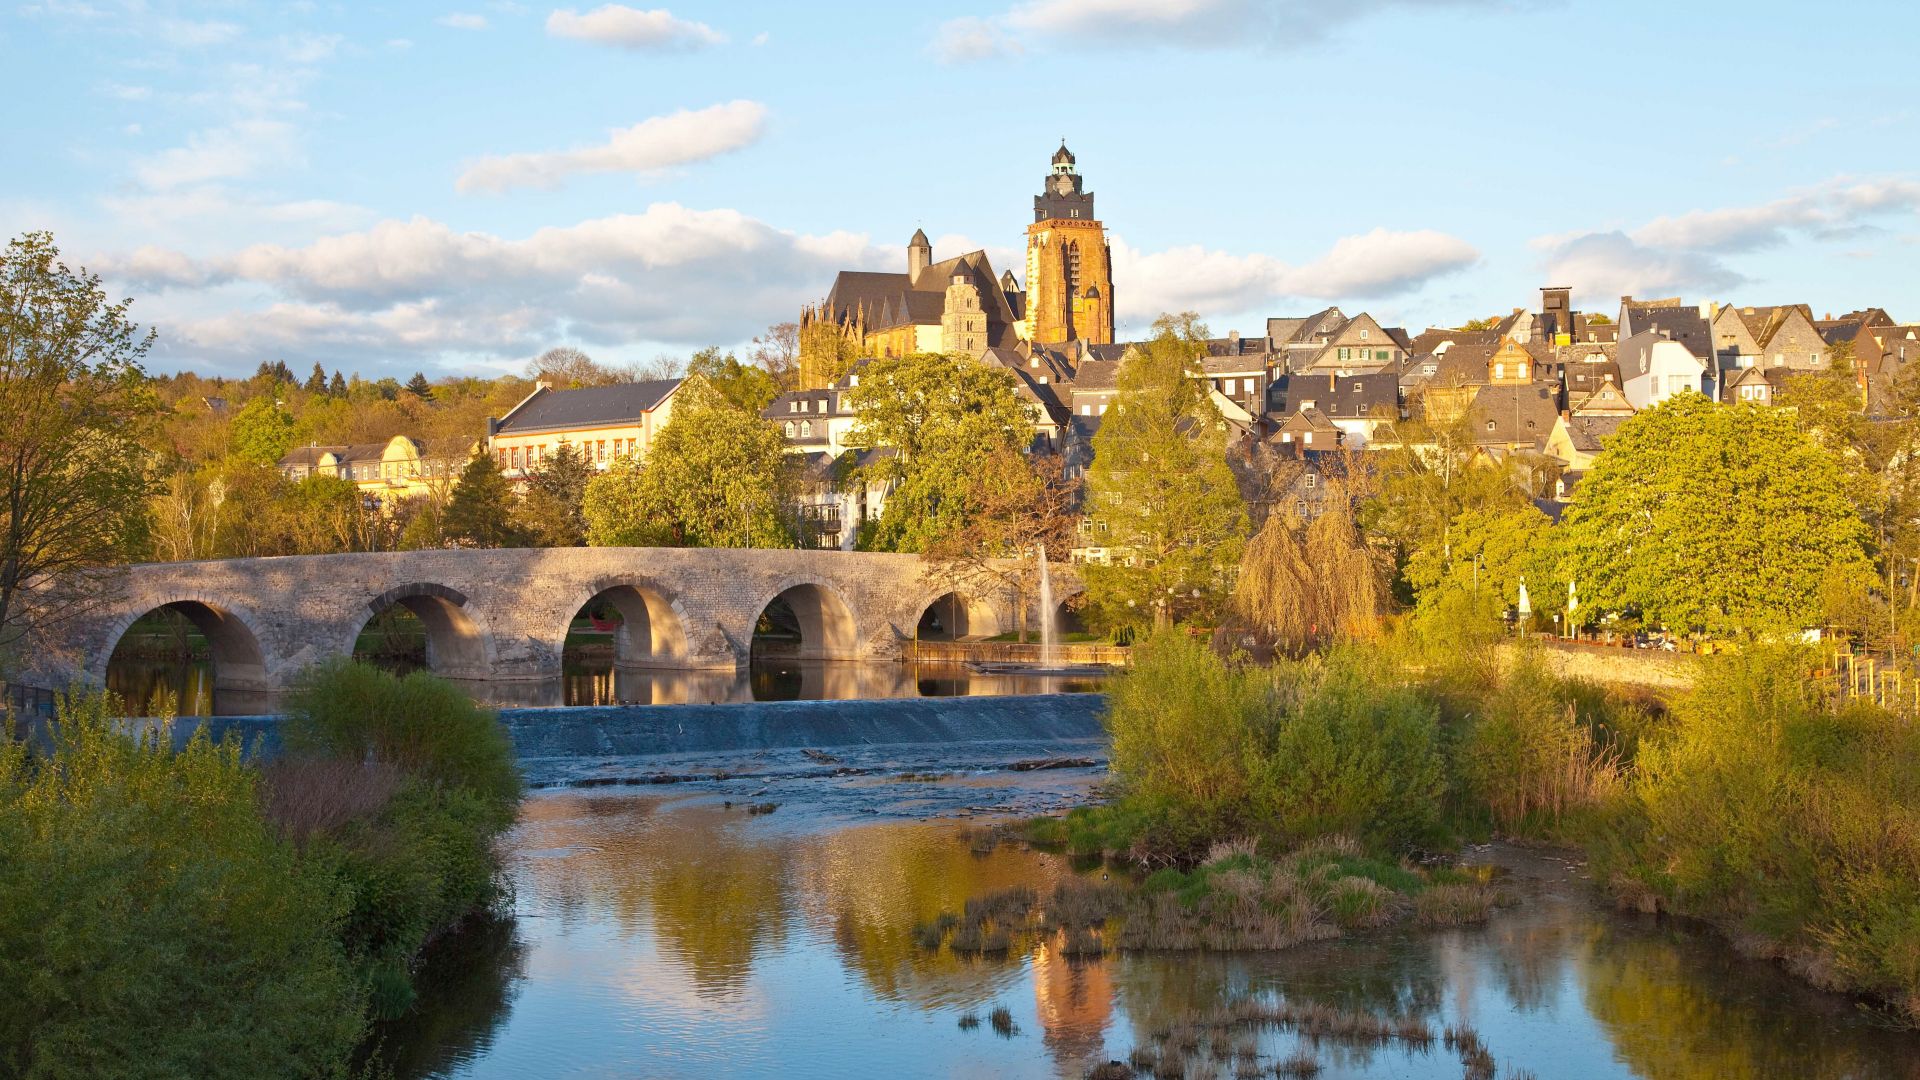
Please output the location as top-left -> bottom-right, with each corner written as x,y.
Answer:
281,444 -> 343,467
1408,327 -> 1501,356
1624,304 -> 1714,361
1559,414 -> 1627,453
496,379 -> 681,435
1270,371 -> 1399,420
1468,385 -> 1559,449
1067,358 -> 1122,392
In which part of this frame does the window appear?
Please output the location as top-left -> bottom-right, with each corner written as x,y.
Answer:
1080,404 -> 1091,416
785,421 -> 795,437
1352,381 -> 1362,392
800,420 -> 812,438
1360,328 -> 1369,341
512,447 -> 523,470
1486,420 -> 1496,431
1305,473 -> 1317,489
1376,350 -> 1389,362
497,449 -> 508,468
1494,363 -> 1505,379
1809,353 -> 1820,366
1338,347 -> 1350,361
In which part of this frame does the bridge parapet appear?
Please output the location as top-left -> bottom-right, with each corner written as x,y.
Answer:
32,547 -> 1084,695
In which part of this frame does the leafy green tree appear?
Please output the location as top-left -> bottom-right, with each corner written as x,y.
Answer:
229,397 -> 295,466
304,362 -> 327,394
1558,394 -> 1873,636
0,231 -> 159,657
1234,486 -> 1387,653
1079,313 -> 1248,631
686,346 -> 778,414
1363,410 -> 1531,592
404,372 -> 434,400
515,440 -> 591,546
1401,503 -> 1558,641
583,376 -> 793,548
442,452 -> 526,549
844,351 -> 1037,552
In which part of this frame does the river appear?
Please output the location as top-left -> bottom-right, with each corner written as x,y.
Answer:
364,705 -> 1920,1080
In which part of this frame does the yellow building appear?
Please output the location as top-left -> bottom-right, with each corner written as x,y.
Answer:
279,434 -> 441,502
484,378 -> 681,480
1023,143 -> 1113,347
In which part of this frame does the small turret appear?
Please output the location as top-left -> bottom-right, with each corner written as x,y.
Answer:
908,228 -> 931,281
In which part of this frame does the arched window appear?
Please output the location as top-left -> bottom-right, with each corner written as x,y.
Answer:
784,421 -> 795,437
800,420 -> 812,438
1066,240 -> 1081,293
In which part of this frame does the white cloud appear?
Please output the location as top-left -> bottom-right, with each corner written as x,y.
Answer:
1534,231 -> 1743,303
934,0 -> 1514,60
456,100 -> 768,193
99,82 -> 152,101
1629,177 -> 1920,253
1112,227 -> 1477,315
546,5 -> 725,50
157,19 -> 244,47
750,31 -> 768,46
387,38 -> 414,50
1532,174 -> 1920,302
437,12 -> 490,30
931,16 -> 1022,63
277,32 -> 345,64
96,204 -> 886,370
131,120 -> 301,189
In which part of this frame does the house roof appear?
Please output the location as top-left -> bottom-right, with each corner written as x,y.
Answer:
1558,413 -> 1627,453
1625,304 -> 1714,361
1468,385 -> 1558,449
280,444 -> 343,468
1067,358 -> 1122,392
1271,371 -> 1398,420
495,379 -> 681,435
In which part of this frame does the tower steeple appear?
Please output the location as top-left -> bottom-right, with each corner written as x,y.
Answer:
1034,143 -> 1094,223
1023,142 -> 1113,346
907,227 -> 931,281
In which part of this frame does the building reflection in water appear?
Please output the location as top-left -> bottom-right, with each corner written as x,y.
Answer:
386,793 -> 1920,1080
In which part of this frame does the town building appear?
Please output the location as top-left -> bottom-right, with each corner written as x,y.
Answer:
277,435 -> 439,503
795,143 -> 1114,388
485,379 -> 681,480
1711,303 -> 1829,371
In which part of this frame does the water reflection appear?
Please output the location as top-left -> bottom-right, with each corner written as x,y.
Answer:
112,657 -> 1106,716
380,790 -> 1920,1080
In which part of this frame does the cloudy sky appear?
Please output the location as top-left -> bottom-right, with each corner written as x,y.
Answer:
5,0 -> 1918,379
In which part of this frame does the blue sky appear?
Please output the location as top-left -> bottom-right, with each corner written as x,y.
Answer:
4,0 -> 1918,379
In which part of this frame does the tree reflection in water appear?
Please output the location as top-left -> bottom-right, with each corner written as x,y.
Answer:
381,791 -> 1920,1080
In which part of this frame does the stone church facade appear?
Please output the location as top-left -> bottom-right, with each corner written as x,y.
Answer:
796,143 -> 1116,388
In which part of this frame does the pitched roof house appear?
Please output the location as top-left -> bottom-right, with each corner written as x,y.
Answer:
486,378 -> 682,478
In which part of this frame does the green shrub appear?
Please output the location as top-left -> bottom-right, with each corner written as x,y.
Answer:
1597,644 -> 1920,1025
272,660 -> 523,1019
0,695 -> 363,1079
1457,652 -> 1621,834
1103,634 -> 1447,857
1250,648 -> 1449,851
282,659 -> 521,813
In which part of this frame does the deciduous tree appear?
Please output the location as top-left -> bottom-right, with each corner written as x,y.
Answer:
1079,313 -> 1248,631
1558,394 -> 1872,637
0,232 -> 159,662
582,376 -> 793,548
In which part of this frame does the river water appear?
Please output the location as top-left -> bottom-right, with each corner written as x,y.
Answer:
368,712 -> 1920,1080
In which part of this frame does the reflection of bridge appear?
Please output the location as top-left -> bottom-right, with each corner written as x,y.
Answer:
41,549 -> 1080,695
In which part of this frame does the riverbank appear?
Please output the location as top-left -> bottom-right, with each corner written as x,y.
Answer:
369,766 -> 1920,1079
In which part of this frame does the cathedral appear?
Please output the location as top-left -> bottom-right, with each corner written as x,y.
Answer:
797,143 -> 1116,387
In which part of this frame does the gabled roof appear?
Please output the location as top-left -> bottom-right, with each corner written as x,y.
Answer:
1468,385 -> 1558,449
1625,304 -> 1714,361
495,379 -> 681,435
1558,413 -> 1628,453
280,444 -> 345,468
1067,359 -> 1122,392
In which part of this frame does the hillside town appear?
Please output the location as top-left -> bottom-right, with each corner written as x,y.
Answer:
257,146 -> 1912,590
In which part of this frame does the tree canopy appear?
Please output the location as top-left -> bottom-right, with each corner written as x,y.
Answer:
844,352 -> 1038,553
1558,394 -> 1873,636
0,231 -> 159,661
1079,313 -> 1248,631
582,376 -> 793,548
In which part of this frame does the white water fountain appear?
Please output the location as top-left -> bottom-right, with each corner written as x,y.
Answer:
1037,543 -> 1056,669
839,489 -> 859,552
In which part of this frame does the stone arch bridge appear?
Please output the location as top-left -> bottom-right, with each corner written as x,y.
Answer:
39,548 -> 1080,695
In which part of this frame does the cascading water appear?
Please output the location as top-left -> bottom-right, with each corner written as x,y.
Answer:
1037,543 -> 1056,669
839,489 -> 859,552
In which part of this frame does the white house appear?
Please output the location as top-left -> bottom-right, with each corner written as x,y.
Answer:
1618,330 -> 1707,409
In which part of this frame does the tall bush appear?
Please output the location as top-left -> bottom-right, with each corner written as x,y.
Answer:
0,695 -> 362,1079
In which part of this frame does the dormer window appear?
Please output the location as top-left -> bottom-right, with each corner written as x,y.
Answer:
784,421 -> 795,437
800,420 -> 812,438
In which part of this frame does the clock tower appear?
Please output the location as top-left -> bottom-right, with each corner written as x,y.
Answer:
1022,143 -> 1114,346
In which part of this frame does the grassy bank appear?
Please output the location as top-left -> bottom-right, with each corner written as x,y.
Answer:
0,661 -> 522,1079
1073,630 -> 1920,1026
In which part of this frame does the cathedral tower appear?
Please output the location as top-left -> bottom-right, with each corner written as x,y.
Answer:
1022,143 -> 1114,346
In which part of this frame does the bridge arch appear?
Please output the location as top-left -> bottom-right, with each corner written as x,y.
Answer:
354,582 -> 493,680
558,577 -> 690,667
913,590 -> 1003,641
750,579 -> 860,662
99,595 -> 271,712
